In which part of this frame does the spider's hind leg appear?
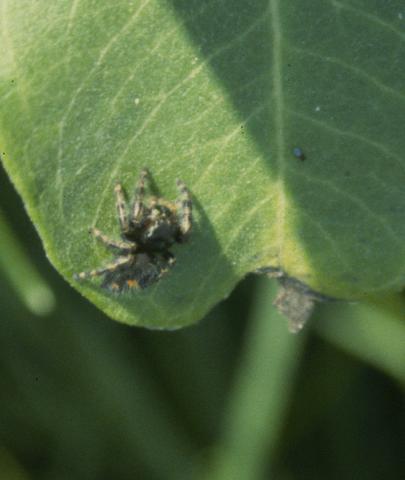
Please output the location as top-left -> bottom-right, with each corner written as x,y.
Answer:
131,168 -> 149,226
175,179 -> 192,241
74,256 -> 131,281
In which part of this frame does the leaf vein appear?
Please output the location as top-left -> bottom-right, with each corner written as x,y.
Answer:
287,108 -> 405,173
56,0 -> 153,215
291,46 -> 405,102
331,0 -> 405,42
288,167 -> 405,249
270,0 -> 287,262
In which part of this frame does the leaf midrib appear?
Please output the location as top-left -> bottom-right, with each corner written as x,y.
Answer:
270,0 -> 286,266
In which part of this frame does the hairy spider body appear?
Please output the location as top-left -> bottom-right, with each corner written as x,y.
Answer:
74,169 -> 192,292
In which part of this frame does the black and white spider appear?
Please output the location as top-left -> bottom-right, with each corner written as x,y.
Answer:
74,169 -> 192,292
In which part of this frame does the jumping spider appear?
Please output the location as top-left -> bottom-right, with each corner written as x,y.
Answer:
74,169 -> 192,292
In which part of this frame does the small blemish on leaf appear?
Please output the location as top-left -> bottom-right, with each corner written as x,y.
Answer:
273,283 -> 314,333
293,147 -> 305,160
256,267 -> 337,333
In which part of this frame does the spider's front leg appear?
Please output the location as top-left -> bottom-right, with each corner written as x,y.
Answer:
89,227 -> 136,252
131,168 -> 148,226
175,179 -> 192,242
114,183 -> 130,234
74,256 -> 131,281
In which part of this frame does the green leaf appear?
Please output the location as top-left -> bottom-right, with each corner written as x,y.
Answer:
1,1 -> 404,327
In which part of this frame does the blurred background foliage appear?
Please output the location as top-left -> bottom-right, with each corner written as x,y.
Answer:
0,162 -> 404,480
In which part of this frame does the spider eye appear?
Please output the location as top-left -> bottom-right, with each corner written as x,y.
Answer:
156,205 -> 171,216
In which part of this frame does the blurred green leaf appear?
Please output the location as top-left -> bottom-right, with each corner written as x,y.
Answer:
0,448 -> 30,480
0,208 -> 55,315
315,297 -> 405,385
0,284 -> 195,479
202,278 -> 305,480
1,1 -> 405,327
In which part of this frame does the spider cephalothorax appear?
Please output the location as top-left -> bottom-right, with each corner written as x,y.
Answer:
74,169 -> 192,292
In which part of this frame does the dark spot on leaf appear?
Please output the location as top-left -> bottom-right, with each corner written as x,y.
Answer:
293,147 -> 305,160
